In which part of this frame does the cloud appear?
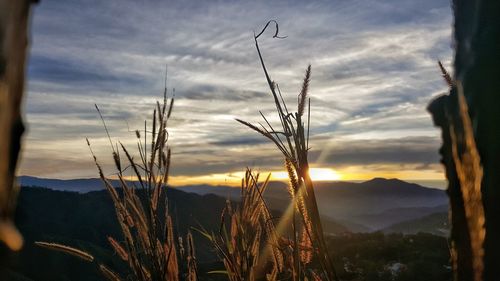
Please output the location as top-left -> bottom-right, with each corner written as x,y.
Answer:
20,0 -> 453,180
181,84 -> 268,101
310,136 -> 441,167
209,137 -> 268,147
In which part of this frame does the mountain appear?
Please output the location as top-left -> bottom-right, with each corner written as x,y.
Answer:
179,178 -> 448,231
16,178 -> 352,235
2,183 -> 352,281
311,178 -> 447,217
0,186 -> 228,281
3,177 -> 450,280
382,212 -> 450,236
17,176 -> 449,231
18,176 -> 108,192
350,204 -> 448,230
14,186 -> 228,259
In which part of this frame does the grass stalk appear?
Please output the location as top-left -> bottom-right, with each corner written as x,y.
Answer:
237,20 -> 339,281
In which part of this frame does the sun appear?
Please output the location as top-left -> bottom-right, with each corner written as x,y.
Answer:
272,167 -> 342,181
308,168 -> 342,181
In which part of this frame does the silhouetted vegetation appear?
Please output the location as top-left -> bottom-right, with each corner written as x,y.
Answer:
329,232 -> 451,281
0,188 -> 452,281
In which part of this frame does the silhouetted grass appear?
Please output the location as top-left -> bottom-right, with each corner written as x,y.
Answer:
234,20 -> 338,281
36,84 -> 198,281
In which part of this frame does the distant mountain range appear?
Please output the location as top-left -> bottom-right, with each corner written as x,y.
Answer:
3,176 -> 450,280
4,183 -> 354,280
382,212 -> 449,236
2,186 -> 230,281
177,178 -> 449,231
18,176 -> 449,233
18,176 -> 113,193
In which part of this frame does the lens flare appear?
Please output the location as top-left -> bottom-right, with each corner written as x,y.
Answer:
308,168 -> 342,181
272,167 -> 341,181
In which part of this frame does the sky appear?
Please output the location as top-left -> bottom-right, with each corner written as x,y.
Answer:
20,0 -> 454,187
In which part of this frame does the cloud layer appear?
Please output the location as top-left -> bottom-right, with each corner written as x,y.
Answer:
20,0 -> 453,183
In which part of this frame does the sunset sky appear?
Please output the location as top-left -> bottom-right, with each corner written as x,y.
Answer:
20,0 -> 453,187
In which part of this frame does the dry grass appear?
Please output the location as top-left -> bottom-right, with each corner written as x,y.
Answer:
449,83 -> 485,281
195,169 -> 286,280
37,85 -> 198,281
437,61 -> 485,281
194,21 -> 340,281
231,21 -> 338,281
87,89 -> 198,281
34,241 -> 95,262
35,21 -> 342,281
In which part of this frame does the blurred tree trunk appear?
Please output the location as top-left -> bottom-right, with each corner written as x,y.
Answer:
428,0 -> 500,280
0,0 -> 37,251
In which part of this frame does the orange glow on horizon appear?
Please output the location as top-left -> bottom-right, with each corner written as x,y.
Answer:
271,168 -> 342,181
113,165 -> 444,187
167,167 -> 342,186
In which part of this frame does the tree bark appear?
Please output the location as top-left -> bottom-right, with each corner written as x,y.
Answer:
0,0 -> 36,251
428,0 -> 500,280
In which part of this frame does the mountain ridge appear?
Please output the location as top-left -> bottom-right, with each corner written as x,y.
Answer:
18,175 -> 448,231
18,175 -> 445,193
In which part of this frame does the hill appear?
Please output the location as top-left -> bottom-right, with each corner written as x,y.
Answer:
17,176 -> 449,231
179,178 -> 448,231
19,176 -> 117,193
1,186 -> 230,281
382,212 -> 449,236
1,184 -> 351,281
